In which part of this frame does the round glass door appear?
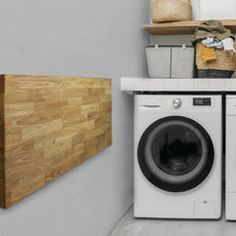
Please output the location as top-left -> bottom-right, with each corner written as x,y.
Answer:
138,116 -> 214,192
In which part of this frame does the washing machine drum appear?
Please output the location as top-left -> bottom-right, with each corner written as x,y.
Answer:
138,116 -> 214,192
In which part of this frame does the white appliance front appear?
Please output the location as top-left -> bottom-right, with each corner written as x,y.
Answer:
134,95 -> 222,219
226,96 -> 236,220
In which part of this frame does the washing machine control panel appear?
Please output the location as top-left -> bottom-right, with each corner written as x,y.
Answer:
193,98 -> 211,106
173,98 -> 182,109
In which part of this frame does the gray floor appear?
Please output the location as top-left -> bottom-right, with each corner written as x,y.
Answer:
110,207 -> 236,236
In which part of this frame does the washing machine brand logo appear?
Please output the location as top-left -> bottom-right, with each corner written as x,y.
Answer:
193,98 -> 211,106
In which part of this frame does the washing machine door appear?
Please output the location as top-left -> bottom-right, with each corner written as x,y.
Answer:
138,116 -> 214,192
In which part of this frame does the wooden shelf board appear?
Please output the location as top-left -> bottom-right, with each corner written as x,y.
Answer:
144,20 -> 236,35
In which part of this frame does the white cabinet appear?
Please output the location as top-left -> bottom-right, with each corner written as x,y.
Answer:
226,96 -> 236,220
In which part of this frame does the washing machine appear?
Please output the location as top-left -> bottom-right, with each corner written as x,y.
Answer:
134,95 -> 222,219
226,95 -> 236,220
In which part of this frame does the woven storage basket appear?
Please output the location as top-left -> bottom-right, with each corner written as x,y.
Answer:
196,43 -> 236,78
197,70 -> 234,78
196,43 -> 236,71
151,0 -> 192,23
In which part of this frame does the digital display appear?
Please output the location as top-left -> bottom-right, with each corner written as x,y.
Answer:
193,98 -> 211,106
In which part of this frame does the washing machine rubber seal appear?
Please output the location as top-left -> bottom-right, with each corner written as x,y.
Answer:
138,116 -> 214,193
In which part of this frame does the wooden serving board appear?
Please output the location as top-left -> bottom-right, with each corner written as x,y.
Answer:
0,74 -> 112,208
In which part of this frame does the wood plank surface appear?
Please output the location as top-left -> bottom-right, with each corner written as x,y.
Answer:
144,20 -> 236,35
0,74 -> 112,208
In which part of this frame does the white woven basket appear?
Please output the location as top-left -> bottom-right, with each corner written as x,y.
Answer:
146,45 -> 195,79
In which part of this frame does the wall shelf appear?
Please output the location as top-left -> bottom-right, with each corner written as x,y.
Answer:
144,20 -> 236,35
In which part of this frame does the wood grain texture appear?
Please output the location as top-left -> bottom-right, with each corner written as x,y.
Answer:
144,20 -> 236,35
0,74 -> 112,208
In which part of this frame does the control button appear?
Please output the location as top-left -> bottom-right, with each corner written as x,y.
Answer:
173,98 -> 182,109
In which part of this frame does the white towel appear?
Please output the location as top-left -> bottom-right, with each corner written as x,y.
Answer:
222,38 -> 236,53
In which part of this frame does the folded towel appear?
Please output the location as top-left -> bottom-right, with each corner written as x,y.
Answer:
198,44 -> 217,63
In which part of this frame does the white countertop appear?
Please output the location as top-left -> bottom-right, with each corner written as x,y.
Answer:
121,77 -> 236,93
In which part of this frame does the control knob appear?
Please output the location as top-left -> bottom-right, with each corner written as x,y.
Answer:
173,98 -> 182,109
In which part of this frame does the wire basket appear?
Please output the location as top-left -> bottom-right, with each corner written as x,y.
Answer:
146,45 -> 196,79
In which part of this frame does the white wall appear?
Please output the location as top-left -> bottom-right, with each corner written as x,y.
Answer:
0,1 -> 149,236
